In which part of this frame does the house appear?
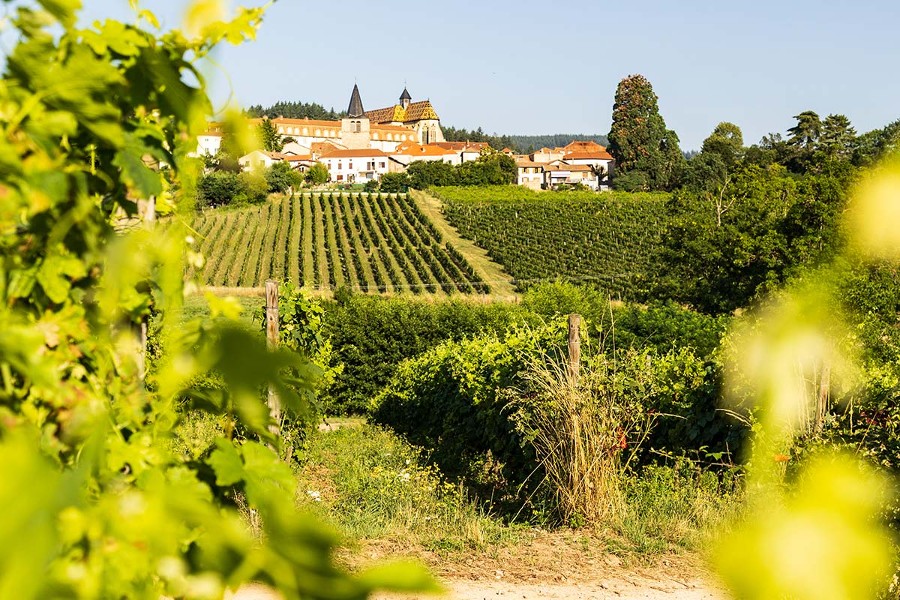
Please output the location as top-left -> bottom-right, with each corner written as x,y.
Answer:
239,150 -> 285,170
391,143 -> 461,168
509,141 -> 615,191
197,128 -> 223,157
543,163 -> 599,189
515,159 -> 545,190
318,148 -> 393,183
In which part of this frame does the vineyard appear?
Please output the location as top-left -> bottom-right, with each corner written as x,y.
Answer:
434,186 -> 671,299
192,193 -> 490,294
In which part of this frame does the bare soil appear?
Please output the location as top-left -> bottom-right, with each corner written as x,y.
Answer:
231,529 -> 727,600
360,530 -> 728,600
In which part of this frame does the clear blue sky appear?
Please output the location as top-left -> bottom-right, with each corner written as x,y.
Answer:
75,1 -> 900,150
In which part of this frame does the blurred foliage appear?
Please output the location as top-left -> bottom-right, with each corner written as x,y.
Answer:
713,159 -> 900,599
0,1 -> 435,598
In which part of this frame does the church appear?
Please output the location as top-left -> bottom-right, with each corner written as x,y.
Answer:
197,85 -> 445,158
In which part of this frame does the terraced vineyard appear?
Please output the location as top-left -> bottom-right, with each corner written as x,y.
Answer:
434,186 -> 671,299
193,193 -> 489,294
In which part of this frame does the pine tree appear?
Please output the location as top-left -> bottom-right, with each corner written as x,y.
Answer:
258,117 -> 283,152
608,74 -> 683,191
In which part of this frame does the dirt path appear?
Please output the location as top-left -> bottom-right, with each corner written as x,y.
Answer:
378,576 -> 724,600
409,190 -> 518,300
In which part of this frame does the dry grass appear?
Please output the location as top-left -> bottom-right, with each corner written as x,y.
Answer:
410,190 -> 518,300
511,355 -> 655,527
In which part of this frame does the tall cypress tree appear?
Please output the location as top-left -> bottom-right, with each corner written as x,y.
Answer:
608,74 -> 683,191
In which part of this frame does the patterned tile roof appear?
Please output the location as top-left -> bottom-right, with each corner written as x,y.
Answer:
366,100 -> 439,124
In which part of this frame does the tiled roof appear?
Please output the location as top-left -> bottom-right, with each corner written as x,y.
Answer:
366,100 -> 439,123
563,140 -> 606,154
403,100 -> 439,121
564,151 -> 614,161
394,143 -> 457,157
311,141 -> 343,154
320,148 -> 388,159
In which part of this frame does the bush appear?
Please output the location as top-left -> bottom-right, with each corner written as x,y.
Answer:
371,324 -> 564,509
321,295 -> 537,414
197,169 -> 270,207
407,160 -> 457,189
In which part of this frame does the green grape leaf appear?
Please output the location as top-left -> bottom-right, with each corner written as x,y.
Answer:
113,132 -> 164,199
208,439 -> 244,487
37,0 -> 80,28
356,561 -> 443,594
36,255 -> 86,304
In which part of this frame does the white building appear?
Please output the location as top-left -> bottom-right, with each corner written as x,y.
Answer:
239,150 -> 284,171
319,148 -> 393,184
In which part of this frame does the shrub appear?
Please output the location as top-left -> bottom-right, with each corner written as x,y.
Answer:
371,324 -> 564,508
321,295 -> 537,414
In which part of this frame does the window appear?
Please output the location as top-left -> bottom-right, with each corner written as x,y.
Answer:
349,162 -> 353,170
379,162 -> 385,168
337,175 -> 343,181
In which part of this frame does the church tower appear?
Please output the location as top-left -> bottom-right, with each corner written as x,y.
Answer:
400,87 -> 412,110
341,84 -> 371,150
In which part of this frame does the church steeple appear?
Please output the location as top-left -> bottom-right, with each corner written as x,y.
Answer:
400,87 -> 412,110
347,84 -> 365,118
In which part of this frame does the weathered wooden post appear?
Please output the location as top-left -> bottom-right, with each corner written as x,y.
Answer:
265,280 -> 282,436
568,313 -> 581,383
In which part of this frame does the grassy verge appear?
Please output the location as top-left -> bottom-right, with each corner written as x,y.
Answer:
294,422 -> 520,556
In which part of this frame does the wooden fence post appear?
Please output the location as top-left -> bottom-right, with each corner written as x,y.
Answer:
568,313 -> 581,383
265,280 -> 282,436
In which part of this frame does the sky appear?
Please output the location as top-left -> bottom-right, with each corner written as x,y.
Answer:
71,0 -> 900,150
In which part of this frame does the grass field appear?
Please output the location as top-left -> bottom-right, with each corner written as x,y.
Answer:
191,193 -> 493,295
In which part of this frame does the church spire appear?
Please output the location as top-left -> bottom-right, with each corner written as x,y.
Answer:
347,84 -> 365,118
400,86 -> 412,110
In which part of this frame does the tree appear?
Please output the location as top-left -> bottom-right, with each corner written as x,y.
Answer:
407,160 -> 457,189
788,110 -> 822,150
786,110 -> 822,172
853,120 -> 900,167
258,116 -> 284,152
684,123 -> 746,225
701,122 -> 744,168
305,162 -> 329,185
379,172 -> 411,193
818,114 -> 856,162
265,160 -> 302,194
608,74 -> 684,190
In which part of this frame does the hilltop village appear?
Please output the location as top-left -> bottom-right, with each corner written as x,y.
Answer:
198,85 -> 615,191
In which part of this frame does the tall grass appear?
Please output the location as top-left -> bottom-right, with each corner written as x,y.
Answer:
510,353 -> 655,527
294,423 -> 518,553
